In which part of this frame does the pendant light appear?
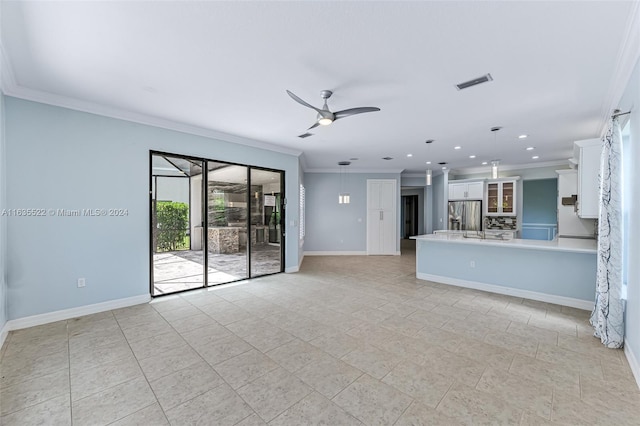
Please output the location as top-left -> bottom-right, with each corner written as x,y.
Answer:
338,161 -> 351,204
490,127 -> 501,179
491,160 -> 500,179
425,139 -> 434,186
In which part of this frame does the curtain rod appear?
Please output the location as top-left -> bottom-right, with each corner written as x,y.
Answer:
612,109 -> 631,118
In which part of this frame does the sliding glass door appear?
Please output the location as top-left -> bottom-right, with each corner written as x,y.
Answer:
150,152 -> 284,297
206,162 -> 249,284
250,168 -> 283,276
150,154 -> 204,296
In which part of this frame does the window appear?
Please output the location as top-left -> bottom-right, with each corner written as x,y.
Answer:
299,184 -> 305,243
621,119 -> 631,299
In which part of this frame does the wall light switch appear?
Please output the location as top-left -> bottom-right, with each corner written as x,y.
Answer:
77,278 -> 86,288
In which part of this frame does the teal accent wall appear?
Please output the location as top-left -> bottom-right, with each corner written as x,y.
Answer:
522,178 -> 558,240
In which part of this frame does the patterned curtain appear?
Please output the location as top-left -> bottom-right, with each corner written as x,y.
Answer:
590,117 -> 624,348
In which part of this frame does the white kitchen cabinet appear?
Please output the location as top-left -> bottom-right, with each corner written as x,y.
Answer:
367,179 -> 397,255
448,181 -> 484,200
574,138 -> 601,219
556,169 -> 596,237
485,179 -> 517,216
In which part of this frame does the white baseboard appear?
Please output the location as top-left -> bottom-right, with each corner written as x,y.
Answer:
4,294 -> 151,332
304,251 -> 367,256
416,273 -> 594,311
625,343 -> 640,390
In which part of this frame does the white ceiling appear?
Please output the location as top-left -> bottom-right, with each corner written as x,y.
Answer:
1,1 -> 637,174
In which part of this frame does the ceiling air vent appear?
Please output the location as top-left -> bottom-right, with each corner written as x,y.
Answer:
455,73 -> 493,90
382,157 -> 393,160
337,161 -> 351,166
438,162 -> 447,165
298,132 -> 314,138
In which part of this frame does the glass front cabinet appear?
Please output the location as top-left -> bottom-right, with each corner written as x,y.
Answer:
485,180 -> 516,216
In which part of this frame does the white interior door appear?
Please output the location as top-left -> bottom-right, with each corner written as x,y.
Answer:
367,179 -> 397,255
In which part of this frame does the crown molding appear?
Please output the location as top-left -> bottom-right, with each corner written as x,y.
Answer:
2,81 -> 304,158
598,0 -> 640,135
304,168 -> 404,174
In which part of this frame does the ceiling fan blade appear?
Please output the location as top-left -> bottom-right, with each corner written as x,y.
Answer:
286,90 -> 322,113
334,107 -> 380,120
307,122 -> 321,131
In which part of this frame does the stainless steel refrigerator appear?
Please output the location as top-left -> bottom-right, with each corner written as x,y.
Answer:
448,200 -> 482,231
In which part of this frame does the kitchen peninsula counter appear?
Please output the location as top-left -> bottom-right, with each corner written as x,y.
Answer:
410,233 -> 597,309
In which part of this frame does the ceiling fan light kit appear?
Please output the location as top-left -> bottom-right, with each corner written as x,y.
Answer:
286,89 -> 380,135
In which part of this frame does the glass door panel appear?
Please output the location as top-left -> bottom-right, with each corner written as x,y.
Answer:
487,183 -> 499,214
151,153 -> 204,296
502,182 -> 514,214
250,169 -> 283,277
206,162 -> 249,285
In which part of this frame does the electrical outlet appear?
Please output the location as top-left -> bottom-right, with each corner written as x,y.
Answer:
77,278 -> 86,288
470,261 -> 476,268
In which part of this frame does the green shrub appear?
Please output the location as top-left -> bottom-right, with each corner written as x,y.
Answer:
156,201 -> 189,251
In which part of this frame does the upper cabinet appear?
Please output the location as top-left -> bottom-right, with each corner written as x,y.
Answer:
574,138 -> 601,219
485,179 -> 517,216
448,181 -> 484,200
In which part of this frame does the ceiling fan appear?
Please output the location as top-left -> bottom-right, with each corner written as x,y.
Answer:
286,89 -> 380,133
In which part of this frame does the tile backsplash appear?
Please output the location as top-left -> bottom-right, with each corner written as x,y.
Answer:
485,216 -> 517,230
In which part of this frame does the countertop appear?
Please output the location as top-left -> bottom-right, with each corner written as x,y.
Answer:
411,233 -> 597,254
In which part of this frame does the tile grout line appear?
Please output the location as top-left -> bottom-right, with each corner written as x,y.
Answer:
113,308 -> 172,425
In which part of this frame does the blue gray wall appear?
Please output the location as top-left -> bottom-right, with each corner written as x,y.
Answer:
5,97 -> 300,320
0,92 -> 6,337
416,239 -> 597,303
303,172 -> 401,253
521,178 -> 558,240
432,173 -> 446,231
620,57 -> 640,376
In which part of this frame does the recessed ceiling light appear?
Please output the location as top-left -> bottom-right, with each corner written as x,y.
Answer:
426,161 -> 431,165
526,147 -> 535,151
407,154 -> 413,157
532,155 -> 539,159
519,134 -> 528,139
482,161 -> 488,165
469,155 -> 476,159
442,166 -> 447,170
454,146 -> 461,150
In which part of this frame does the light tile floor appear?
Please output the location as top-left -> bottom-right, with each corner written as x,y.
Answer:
2,243 -> 639,425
